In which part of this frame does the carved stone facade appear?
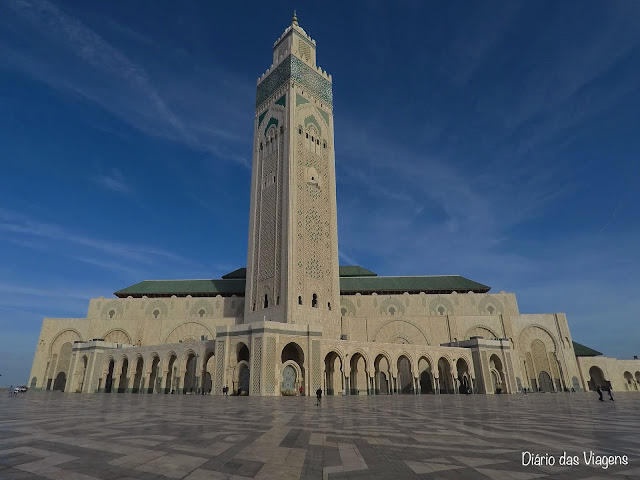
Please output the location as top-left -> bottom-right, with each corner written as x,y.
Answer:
27,15 -> 639,397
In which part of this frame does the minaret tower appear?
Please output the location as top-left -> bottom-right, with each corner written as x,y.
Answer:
244,13 -> 340,333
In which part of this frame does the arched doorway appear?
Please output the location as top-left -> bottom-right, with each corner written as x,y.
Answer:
165,355 -> 177,394
74,355 -> 88,393
397,356 -> 413,394
202,352 -> 214,394
623,371 -> 635,391
104,359 -> 115,393
374,354 -> 391,394
437,357 -> 453,394
282,365 -> 297,392
350,352 -> 368,395
635,371 -> 640,387
53,342 -> 73,391
324,351 -> 343,395
588,366 -> 607,391
281,342 -> 304,395
539,371 -> 553,392
456,358 -> 471,394
118,358 -> 129,393
238,363 -> 250,395
418,357 -> 433,394
489,355 -> 506,394
183,353 -> 197,394
148,356 -> 160,394
53,372 -> 66,391
132,357 -> 144,393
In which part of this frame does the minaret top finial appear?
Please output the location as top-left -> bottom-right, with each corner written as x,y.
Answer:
292,10 -> 298,27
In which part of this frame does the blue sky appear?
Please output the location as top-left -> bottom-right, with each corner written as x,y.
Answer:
1,1 -> 639,387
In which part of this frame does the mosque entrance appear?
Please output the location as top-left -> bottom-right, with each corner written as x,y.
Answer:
538,371 -> 554,392
588,366 -> 607,391
53,372 -> 66,391
282,365 -> 296,391
105,359 -> 114,393
238,364 -> 250,395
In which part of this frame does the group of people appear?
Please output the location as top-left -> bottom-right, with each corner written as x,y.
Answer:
7,386 -> 20,397
596,385 -> 615,401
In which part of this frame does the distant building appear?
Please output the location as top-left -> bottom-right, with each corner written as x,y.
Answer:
28,14 -> 639,396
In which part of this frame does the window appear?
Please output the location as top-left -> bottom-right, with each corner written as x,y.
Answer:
108,310 -> 115,319
306,133 -> 308,138
298,296 -> 302,305
312,293 -> 318,308
328,302 -> 331,310
198,309 -> 205,318
276,296 -> 280,305
389,307 -> 395,316
437,306 -> 445,316
153,309 -> 160,318
341,307 -> 347,316
264,294 -> 268,309
487,306 -> 495,314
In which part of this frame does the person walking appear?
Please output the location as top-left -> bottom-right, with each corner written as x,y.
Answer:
596,385 -> 604,401
607,386 -> 615,402
316,388 -> 322,407
8,386 -> 13,397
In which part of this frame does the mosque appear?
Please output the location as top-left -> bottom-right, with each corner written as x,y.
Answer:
28,15 -> 640,397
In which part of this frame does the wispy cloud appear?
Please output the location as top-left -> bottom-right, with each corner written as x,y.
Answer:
0,208 -> 201,271
2,0 -> 253,168
92,169 -> 132,194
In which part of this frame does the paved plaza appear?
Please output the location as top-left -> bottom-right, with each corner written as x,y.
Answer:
1,392 -> 639,480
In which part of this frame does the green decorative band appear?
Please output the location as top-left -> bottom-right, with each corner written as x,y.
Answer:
218,328 -> 323,337
256,55 -> 332,109
264,117 -> 279,136
258,111 -> 268,126
296,93 -> 309,106
291,56 -> 332,106
275,94 -> 286,107
318,108 -> 330,126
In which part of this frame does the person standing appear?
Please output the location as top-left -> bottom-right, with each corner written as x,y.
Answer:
607,386 -> 615,401
8,386 -> 13,397
596,385 -> 604,401
316,388 -> 322,407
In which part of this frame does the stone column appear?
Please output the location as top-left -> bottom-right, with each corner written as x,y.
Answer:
159,371 -> 167,394
112,374 -> 120,394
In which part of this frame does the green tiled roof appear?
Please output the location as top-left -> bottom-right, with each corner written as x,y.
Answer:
115,266 -> 490,297
221,268 -> 247,279
338,265 -> 377,277
115,279 -> 245,297
340,275 -> 489,294
572,341 -> 602,357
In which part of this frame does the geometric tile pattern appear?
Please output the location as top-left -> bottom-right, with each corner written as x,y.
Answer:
1,392 -> 639,479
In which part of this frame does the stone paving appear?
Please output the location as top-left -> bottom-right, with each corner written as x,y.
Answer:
1,392 -> 640,480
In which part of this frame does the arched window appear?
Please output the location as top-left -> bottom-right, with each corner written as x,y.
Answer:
298,296 -> 302,305
298,128 -> 302,134
276,296 -> 280,305
264,294 -> 269,309
389,307 -> 395,316
153,309 -> 160,318
312,294 -> 318,308
109,310 -> 115,318
198,309 -> 205,318
341,307 -> 347,316
328,302 -> 331,310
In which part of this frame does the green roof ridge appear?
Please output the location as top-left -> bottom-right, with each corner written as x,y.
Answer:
572,341 -> 603,357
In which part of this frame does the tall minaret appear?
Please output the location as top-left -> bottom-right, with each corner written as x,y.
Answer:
244,13 -> 340,332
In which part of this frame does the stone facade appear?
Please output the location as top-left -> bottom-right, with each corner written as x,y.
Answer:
27,15 -> 639,397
